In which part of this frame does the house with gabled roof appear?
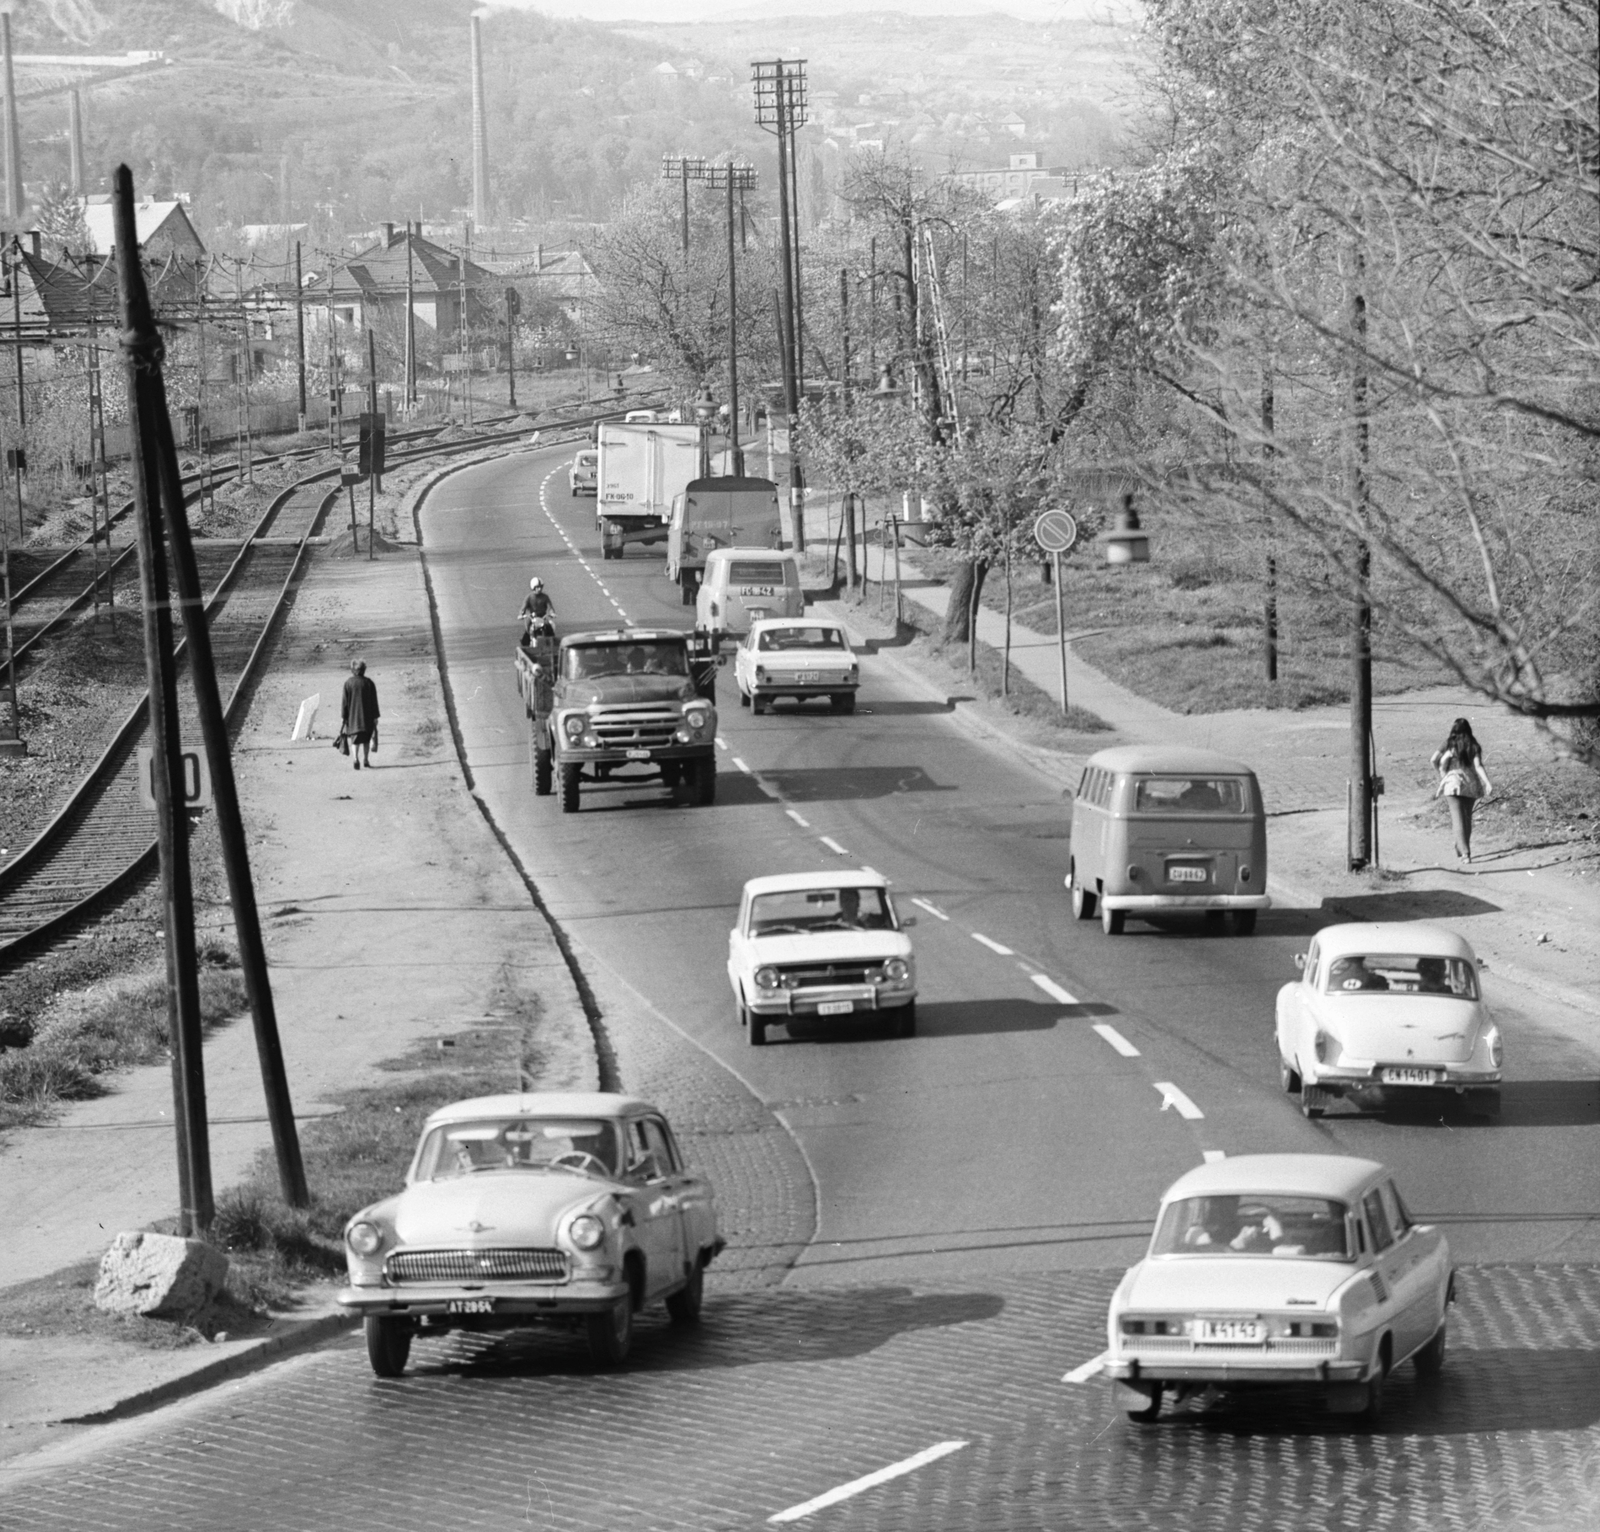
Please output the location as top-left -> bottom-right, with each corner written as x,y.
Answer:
323,223 -> 497,344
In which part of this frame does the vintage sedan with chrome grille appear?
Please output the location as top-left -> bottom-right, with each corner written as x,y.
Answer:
728,870 -> 916,1045
734,617 -> 860,714
337,1093 -> 722,1377
1276,922 -> 1502,1118
1105,1154 -> 1452,1424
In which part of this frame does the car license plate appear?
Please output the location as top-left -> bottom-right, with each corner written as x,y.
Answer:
1167,864 -> 1208,883
817,1000 -> 854,1016
1199,1318 -> 1263,1343
795,671 -> 820,682
626,748 -> 651,760
447,1298 -> 494,1314
740,585 -> 777,597
1382,1067 -> 1439,1086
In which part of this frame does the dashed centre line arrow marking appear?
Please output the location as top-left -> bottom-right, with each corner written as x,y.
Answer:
971,932 -> 1013,955
1092,1022 -> 1140,1057
1030,974 -> 1077,1004
1155,1081 -> 1205,1120
769,1442 -> 970,1524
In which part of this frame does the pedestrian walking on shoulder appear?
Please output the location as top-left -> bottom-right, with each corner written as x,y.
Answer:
341,659 -> 380,771
1431,717 -> 1491,863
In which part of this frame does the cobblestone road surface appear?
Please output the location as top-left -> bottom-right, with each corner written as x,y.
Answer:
5,1264 -> 1594,1531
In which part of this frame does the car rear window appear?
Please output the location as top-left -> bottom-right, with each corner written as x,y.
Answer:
1323,954 -> 1478,998
1133,776 -> 1249,814
757,626 -> 845,651
730,560 -> 790,583
1152,1194 -> 1352,1260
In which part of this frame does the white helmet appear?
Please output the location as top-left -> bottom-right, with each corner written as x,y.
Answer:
530,577 -> 543,591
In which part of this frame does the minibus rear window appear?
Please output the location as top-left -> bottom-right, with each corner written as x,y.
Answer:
730,560 -> 789,583
1133,777 -> 1248,814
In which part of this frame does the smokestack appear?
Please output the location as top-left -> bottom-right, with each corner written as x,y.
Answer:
69,88 -> 85,197
1,15 -> 22,222
470,14 -> 489,231
384,221 -> 395,246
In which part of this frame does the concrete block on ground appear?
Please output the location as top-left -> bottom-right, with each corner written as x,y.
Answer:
94,1231 -> 229,1320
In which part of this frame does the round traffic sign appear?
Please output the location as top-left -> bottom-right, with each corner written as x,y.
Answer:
1033,508 -> 1078,554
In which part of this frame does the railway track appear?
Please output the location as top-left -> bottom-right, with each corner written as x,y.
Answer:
0,404 -> 642,970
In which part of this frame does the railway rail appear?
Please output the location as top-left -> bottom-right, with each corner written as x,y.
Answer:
0,404 -> 634,970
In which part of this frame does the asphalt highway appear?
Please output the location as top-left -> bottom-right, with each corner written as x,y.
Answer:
7,441 -> 1593,1532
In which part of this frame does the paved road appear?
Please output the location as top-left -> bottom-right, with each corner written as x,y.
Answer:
6,443 -> 1594,1531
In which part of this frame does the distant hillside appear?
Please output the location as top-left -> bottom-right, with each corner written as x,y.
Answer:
9,0 -> 1142,250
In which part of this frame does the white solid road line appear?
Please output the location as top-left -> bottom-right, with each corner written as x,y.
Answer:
971,932 -> 1013,955
1030,974 -> 1078,1005
820,836 -> 849,855
1092,1022 -> 1140,1057
768,1442 -> 970,1524
1062,1351 -> 1109,1384
1154,1081 -> 1205,1120
910,897 -> 949,921
733,757 -> 752,774
786,809 -> 810,827
1203,1149 -> 1228,1162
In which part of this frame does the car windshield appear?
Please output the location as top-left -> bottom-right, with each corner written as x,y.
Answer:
1152,1195 -> 1352,1260
730,560 -> 789,584
750,886 -> 896,934
1323,954 -> 1479,998
564,643 -> 689,680
1133,776 -> 1249,814
414,1118 -> 621,1180
757,626 -> 846,652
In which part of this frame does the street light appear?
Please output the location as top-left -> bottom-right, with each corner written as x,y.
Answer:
660,154 -> 708,258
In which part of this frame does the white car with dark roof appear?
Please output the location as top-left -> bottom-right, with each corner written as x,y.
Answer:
1106,1154 -> 1453,1424
1276,922 -> 1502,1118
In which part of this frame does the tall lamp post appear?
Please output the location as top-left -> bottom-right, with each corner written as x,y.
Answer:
704,160 -> 757,477
753,58 -> 809,549
660,155 -> 707,259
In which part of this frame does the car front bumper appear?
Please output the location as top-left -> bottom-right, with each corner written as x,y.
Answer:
338,1277 -> 629,1318
747,984 -> 915,1018
1100,892 -> 1272,912
559,742 -> 715,766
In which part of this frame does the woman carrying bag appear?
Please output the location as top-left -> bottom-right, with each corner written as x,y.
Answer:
1431,717 -> 1492,863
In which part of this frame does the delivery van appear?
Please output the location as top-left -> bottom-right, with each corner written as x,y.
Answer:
666,477 -> 783,604
696,549 -> 804,642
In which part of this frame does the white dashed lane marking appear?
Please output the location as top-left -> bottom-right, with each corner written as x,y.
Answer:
785,809 -> 810,827
1030,974 -> 1077,1005
768,1442 -> 970,1524
910,898 -> 949,921
971,932 -> 1013,955
733,758 -> 752,774
1092,1022 -> 1140,1057
1155,1082 -> 1205,1120
819,836 -> 849,856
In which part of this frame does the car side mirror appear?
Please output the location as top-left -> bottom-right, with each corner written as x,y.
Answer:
1293,952 -> 1306,970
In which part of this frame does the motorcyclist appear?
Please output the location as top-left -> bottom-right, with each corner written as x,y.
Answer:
519,578 -> 556,643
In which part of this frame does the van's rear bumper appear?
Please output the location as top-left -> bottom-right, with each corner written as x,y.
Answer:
1100,893 -> 1272,912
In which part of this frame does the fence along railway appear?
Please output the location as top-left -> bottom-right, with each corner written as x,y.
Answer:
0,408 -> 631,970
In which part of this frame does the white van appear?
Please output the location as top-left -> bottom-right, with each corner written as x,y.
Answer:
697,549 -> 804,642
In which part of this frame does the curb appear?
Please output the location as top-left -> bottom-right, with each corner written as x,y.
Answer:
60,1310 -> 357,1426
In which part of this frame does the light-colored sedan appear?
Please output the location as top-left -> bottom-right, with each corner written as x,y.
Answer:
728,871 -> 916,1045
734,617 -> 860,714
337,1092 -> 722,1376
1276,922 -> 1502,1118
1105,1154 -> 1453,1424
569,449 -> 598,495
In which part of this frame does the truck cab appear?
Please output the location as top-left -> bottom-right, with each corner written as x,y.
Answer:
520,628 -> 720,813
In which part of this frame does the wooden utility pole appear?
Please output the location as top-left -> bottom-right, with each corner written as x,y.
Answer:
114,168 -> 213,1234
294,240 -> 307,432
367,329 -> 378,561
405,223 -> 416,406
1347,252 -> 1374,870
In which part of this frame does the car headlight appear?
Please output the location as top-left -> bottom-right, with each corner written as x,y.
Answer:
684,706 -> 710,733
755,966 -> 782,990
883,958 -> 910,982
562,714 -> 587,741
347,1221 -> 384,1257
567,1213 -> 606,1251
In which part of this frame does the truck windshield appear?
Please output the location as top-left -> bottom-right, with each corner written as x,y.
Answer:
1132,777 -> 1248,814
565,644 -> 689,680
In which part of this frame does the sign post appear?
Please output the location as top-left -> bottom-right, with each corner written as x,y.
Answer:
1032,509 -> 1079,717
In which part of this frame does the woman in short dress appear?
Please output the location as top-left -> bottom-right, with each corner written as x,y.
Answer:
1431,717 -> 1491,863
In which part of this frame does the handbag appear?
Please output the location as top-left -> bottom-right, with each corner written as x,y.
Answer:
370,724 -> 379,756
333,731 -> 350,756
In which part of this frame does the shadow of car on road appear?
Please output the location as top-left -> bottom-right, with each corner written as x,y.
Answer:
756,765 -> 956,801
1325,889 -> 1503,921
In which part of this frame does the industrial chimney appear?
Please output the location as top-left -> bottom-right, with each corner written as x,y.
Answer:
470,13 -> 489,231
1,14 -> 23,222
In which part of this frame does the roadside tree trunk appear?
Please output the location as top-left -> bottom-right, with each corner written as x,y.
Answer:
942,557 -> 986,646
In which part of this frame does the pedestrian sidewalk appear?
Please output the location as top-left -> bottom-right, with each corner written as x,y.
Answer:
820,527 -> 1600,1049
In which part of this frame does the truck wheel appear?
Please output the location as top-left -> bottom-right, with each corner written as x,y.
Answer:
1070,866 -> 1097,920
694,759 -> 717,807
560,763 -> 581,813
534,744 -> 553,796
